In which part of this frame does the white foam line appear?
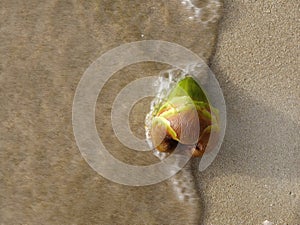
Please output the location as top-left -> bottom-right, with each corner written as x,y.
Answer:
180,0 -> 222,24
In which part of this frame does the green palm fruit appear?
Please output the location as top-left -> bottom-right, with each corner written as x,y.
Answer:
150,76 -> 219,157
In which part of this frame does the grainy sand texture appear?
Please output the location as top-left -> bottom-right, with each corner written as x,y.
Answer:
199,0 -> 299,224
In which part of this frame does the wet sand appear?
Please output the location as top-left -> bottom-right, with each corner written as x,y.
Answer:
0,1 -> 220,224
0,0 -> 299,224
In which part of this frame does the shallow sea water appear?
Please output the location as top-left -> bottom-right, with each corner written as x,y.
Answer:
0,0 -> 222,224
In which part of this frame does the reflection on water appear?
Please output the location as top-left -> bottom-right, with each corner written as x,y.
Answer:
0,0 -> 222,224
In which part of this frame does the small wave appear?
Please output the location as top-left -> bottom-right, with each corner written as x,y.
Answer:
181,0 -> 222,24
145,63 -> 208,202
171,161 -> 200,203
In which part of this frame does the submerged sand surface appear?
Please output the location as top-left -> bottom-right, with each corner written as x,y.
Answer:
0,1 -> 219,224
0,0 -> 299,224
